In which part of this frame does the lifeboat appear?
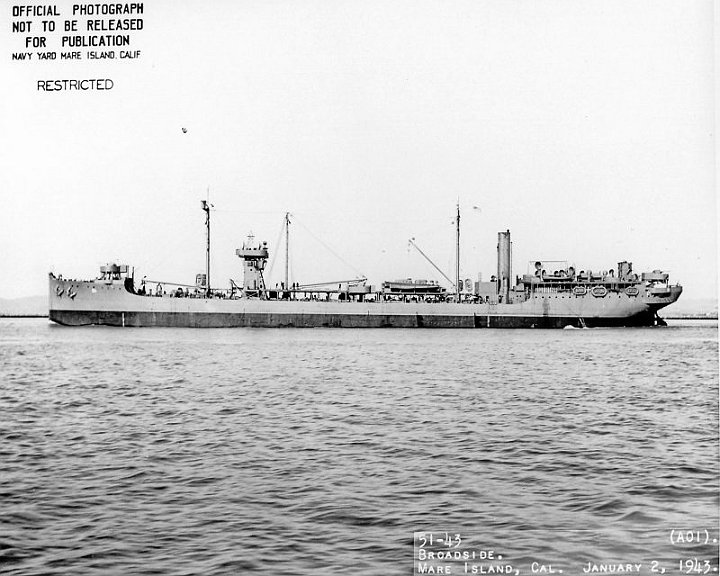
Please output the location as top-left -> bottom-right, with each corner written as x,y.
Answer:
591,285 -> 608,298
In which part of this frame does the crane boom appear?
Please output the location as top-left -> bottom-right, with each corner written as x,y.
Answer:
296,278 -> 367,289
407,238 -> 457,290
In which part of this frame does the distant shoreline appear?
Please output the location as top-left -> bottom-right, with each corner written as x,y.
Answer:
664,315 -> 718,320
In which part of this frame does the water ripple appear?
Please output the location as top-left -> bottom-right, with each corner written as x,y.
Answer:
0,319 -> 717,575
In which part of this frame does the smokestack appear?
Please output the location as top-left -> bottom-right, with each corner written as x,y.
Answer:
497,230 -> 512,303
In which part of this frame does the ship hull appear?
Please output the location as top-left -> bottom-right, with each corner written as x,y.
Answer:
49,308 -> 661,328
48,275 -> 681,328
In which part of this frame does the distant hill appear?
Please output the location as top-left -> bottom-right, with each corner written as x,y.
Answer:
0,296 -> 47,316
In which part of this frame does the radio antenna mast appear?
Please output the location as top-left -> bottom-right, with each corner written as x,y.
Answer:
201,195 -> 211,296
285,212 -> 291,290
456,201 -> 461,302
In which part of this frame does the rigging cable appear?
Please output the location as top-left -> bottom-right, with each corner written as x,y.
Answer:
292,215 -> 365,279
264,216 -> 287,282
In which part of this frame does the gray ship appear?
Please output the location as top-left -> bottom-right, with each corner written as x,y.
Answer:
48,206 -> 681,328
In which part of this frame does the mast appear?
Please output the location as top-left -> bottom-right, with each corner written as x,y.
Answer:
456,201 -> 460,303
201,199 -> 211,296
285,212 -> 290,290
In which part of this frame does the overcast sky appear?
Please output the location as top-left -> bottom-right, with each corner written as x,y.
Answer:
0,0 -> 716,300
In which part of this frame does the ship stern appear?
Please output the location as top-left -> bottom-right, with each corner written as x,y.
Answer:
647,284 -> 683,324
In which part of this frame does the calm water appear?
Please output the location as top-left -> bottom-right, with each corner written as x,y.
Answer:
1,318 -> 718,575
